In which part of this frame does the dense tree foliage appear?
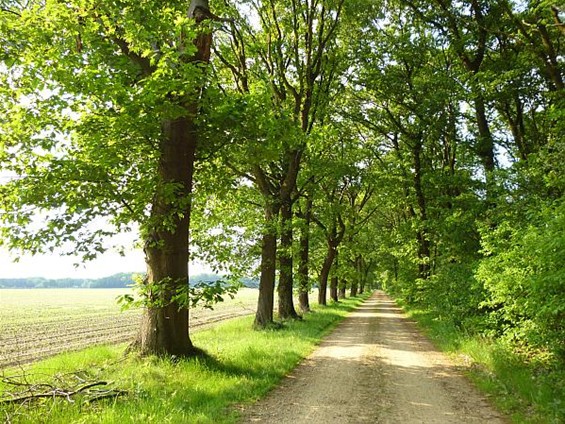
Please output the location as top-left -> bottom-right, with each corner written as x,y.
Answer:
356,0 -> 564,364
1,0 -> 563,366
0,0 -> 222,356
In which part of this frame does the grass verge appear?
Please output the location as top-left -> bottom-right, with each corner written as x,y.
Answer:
395,300 -> 565,424
0,294 -> 369,424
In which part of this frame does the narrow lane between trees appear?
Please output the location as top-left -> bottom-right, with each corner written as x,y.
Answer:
240,291 -> 507,424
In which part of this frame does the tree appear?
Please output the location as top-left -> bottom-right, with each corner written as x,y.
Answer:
347,0 -> 565,364
313,184 -> 346,306
295,191 -> 313,313
214,0 -> 352,326
351,11 -> 442,280
0,0 -> 220,356
346,2 -> 487,309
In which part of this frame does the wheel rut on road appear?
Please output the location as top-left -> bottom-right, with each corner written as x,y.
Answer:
239,291 -> 507,424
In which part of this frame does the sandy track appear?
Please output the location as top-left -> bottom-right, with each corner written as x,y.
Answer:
239,291 -> 507,424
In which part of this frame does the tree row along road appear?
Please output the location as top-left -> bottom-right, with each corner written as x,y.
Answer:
0,304 -> 255,369
240,291 -> 507,424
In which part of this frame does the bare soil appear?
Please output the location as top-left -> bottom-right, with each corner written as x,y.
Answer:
239,291 -> 507,424
0,300 -> 255,369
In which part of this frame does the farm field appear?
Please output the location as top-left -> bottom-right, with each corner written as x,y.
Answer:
0,288 -> 258,369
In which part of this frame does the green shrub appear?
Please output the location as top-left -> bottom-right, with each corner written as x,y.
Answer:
477,200 -> 565,361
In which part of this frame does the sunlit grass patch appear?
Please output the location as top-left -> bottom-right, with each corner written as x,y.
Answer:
0,294 -> 368,423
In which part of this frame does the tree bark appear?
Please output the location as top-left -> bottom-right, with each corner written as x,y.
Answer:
254,203 -> 279,329
138,1 -> 213,356
359,257 -> 369,294
330,275 -> 338,302
474,95 -> 495,174
350,255 -> 361,297
358,256 -> 365,294
297,196 -> 312,313
277,149 -> 301,320
350,281 -> 358,297
361,257 -> 374,293
330,250 -> 339,302
318,243 -> 336,306
316,210 -> 345,306
140,116 -> 197,356
338,279 -> 346,299
278,197 -> 299,319
413,140 -> 431,279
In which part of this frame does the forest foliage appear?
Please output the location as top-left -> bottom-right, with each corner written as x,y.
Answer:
0,0 -> 563,366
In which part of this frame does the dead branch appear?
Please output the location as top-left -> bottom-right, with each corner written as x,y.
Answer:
0,373 -> 126,405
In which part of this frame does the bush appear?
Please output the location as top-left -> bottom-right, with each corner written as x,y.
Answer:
476,200 -> 565,361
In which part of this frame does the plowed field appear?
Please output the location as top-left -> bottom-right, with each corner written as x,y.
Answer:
0,288 -> 258,369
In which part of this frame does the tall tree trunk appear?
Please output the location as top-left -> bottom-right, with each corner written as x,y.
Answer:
278,197 -> 299,319
360,257 -> 373,293
350,281 -> 358,297
140,117 -> 197,356
138,1 -> 212,356
298,288 -> 310,314
413,140 -> 431,279
338,279 -> 346,299
330,275 -> 338,302
297,196 -> 312,313
359,257 -> 368,294
474,95 -> 495,174
318,243 -> 336,306
442,103 -> 460,207
358,257 -> 365,294
330,251 -> 339,302
254,203 -> 279,329
350,255 -> 360,297
277,149 -> 301,319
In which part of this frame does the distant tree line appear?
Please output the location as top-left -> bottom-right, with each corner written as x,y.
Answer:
0,273 -> 134,289
0,273 -> 258,289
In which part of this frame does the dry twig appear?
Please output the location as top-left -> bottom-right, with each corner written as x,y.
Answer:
0,371 -> 127,405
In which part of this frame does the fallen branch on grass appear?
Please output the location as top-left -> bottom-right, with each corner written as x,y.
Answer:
0,373 -> 127,405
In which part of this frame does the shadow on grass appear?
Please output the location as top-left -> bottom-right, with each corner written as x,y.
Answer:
0,294 -> 370,424
178,296 -> 369,386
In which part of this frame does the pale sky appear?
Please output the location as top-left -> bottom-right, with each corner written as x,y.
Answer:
0,246 -> 146,279
0,246 -> 212,280
0,180 -> 212,280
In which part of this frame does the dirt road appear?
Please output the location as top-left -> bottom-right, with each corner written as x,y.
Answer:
240,291 -> 506,424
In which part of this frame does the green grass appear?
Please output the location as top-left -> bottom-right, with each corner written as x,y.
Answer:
0,295 -> 368,424
396,301 -> 565,424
